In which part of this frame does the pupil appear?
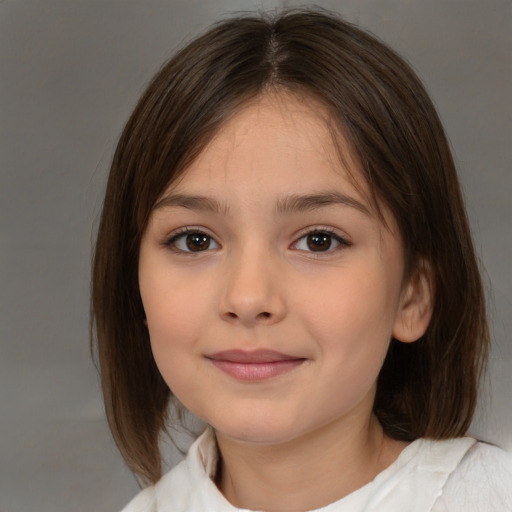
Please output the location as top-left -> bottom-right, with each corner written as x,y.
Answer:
186,233 -> 210,251
307,233 -> 331,251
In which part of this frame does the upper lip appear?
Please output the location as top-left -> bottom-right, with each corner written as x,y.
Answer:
205,349 -> 303,363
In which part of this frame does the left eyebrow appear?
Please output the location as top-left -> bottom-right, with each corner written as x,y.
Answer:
275,192 -> 371,216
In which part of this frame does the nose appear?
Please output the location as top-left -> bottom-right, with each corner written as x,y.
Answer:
219,247 -> 286,327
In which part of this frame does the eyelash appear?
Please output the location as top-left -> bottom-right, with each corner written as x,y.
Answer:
163,227 -> 352,255
164,227 -> 220,254
292,227 -> 352,255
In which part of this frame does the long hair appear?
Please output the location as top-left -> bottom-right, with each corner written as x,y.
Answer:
91,8 -> 489,484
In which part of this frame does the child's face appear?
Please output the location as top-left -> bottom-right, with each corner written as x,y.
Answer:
139,92 -> 410,446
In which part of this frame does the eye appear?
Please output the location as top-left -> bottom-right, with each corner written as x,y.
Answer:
293,230 -> 349,253
166,229 -> 220,253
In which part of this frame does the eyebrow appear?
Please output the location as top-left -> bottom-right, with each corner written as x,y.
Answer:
153,194 -> 231,215
153,191 -> 370,217
275,191 -> 371,216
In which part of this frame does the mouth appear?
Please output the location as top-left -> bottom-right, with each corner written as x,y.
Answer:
205,349 -> 306,381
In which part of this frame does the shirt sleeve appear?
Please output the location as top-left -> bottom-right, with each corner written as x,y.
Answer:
432,442 -> 512,512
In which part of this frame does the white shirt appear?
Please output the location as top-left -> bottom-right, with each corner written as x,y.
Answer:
122,429 -> 512,511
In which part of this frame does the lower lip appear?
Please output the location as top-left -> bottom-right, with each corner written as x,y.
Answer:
209,359 -> 305,381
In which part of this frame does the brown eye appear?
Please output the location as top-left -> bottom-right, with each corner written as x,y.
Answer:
186,233 -> 211,251
307,233 -> 333,252
293,230 -> 349,254
169,230 -> 220,253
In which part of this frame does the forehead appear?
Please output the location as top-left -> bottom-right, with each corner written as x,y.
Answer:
165,91 -> 369,203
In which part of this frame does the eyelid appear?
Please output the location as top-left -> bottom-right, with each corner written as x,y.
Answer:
290,226 -> 352,253
162,225 -> 351,255
163,226 -> 220,253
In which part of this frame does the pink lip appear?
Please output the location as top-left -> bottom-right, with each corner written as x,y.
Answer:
205,350 -> 306,381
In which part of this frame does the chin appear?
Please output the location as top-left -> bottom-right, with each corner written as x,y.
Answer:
210,413 -> 303,446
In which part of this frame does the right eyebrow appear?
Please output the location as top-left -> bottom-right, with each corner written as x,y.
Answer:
153,194 -> 231,216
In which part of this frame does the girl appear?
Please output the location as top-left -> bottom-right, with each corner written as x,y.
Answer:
91,9 -> 512,512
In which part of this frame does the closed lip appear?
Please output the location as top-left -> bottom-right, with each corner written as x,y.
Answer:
205,349 -> 304,363
205,349 -> 306,381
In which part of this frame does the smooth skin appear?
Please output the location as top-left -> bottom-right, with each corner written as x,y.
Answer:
138,92 -> 433,511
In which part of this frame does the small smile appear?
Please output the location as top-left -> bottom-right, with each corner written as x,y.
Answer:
205,350 -> 306,381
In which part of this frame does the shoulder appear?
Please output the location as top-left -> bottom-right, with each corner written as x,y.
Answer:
120,456 -> 197,512
120,428 -> 225,512
433,441 -> 512,511
369,437 -> 511,512
120,485 -> 155,512
120,453 -> 204,512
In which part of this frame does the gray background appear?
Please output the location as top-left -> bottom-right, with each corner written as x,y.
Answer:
0,1 -> 510,511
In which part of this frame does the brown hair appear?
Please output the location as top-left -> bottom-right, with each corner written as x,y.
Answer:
91,8 -> 489,484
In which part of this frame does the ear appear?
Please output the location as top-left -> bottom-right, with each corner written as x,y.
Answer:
392,262 -> 434,343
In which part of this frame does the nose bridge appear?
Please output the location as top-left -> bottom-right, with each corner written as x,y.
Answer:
220,240 -> 285,326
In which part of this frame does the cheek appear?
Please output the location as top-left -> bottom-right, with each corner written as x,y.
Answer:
141,264 -> 211,336
302,271 -> 400,342
297,270 -> 400,384
143,291 -> 210,408
139,270 -> 212,383
142,284 -> 224,415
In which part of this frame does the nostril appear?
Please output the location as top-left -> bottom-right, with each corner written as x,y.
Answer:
222,310 -> 274,323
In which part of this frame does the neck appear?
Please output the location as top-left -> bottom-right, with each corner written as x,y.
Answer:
215,414 -> 408,512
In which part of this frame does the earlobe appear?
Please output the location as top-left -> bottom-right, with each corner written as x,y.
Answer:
392,263 -> 434,343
